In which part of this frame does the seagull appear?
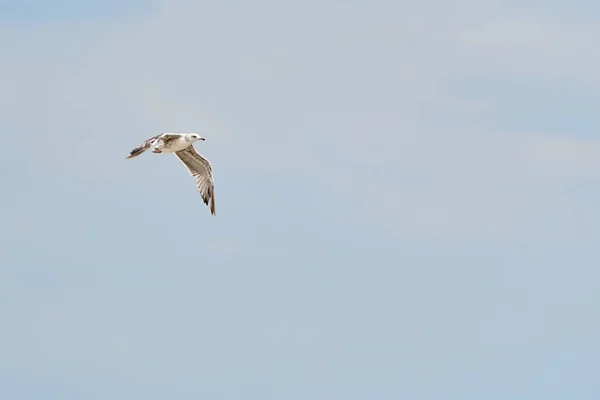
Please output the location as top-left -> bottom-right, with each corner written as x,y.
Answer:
126,133 -> 216,215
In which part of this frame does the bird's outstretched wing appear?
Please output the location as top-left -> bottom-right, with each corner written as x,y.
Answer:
174,145 -> 216,215
125,134 -> 162,159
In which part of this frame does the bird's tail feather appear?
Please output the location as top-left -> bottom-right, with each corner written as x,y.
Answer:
126,146 -> 146,159
125,137 -> 159,159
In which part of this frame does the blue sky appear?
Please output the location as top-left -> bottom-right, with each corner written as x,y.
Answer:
0,0 -> 151,20
1,0 -> 600,399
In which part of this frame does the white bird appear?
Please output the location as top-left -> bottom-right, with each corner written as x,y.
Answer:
126,133 -> 216,215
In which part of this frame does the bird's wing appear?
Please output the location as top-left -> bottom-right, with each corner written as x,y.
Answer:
160,134 -> 182,144
174,145 -> 216,215
126,134 -> 163,159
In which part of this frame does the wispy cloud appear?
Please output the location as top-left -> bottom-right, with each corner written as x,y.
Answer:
4,0 -> 599,240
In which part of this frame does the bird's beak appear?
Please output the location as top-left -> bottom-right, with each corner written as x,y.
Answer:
199,137 -> 206,141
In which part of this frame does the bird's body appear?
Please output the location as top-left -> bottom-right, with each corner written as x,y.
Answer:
126,133 -> 216,215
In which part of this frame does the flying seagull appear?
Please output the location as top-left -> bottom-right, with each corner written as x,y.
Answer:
126,133 -> 216,215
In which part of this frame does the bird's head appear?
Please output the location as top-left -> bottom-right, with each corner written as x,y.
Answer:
190,133 -> 206,142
